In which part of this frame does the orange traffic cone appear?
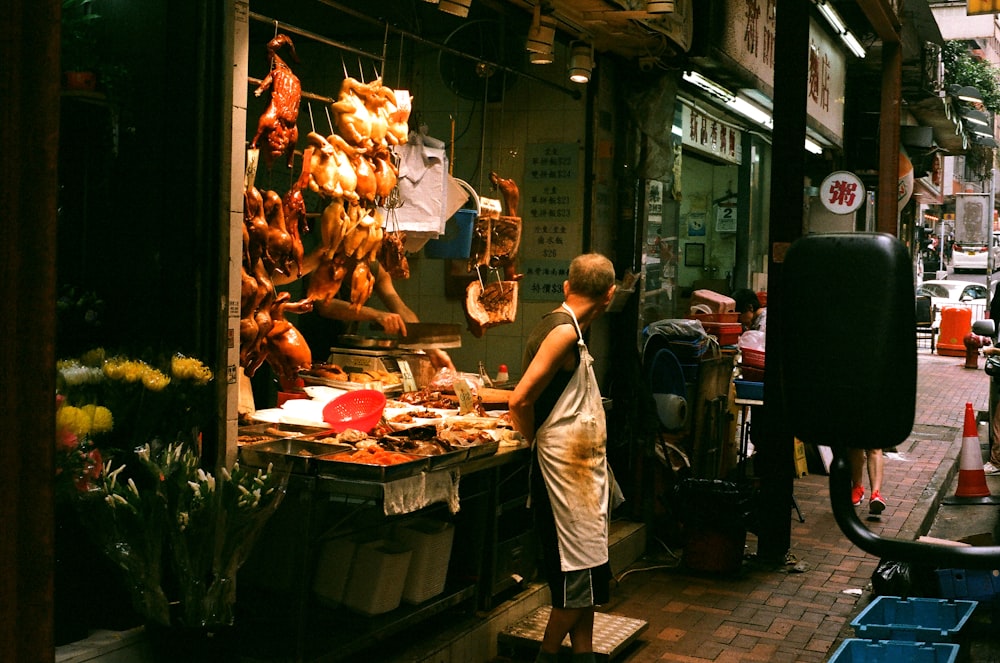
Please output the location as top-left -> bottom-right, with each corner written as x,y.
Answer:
956,402 -> 991,498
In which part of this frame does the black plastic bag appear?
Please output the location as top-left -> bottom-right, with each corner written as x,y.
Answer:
674,478 -> 757,530
871,558 -> 939,598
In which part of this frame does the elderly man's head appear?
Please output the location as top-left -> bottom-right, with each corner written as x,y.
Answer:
568,253 -> 615,300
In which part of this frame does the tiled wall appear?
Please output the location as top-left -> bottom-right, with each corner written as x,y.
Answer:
381,40 -> 591,378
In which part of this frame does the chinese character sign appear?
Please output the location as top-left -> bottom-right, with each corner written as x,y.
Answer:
819,171 -> 865,215
522,143 -> 582,301
681,104 -> 741,164
520,260 -> 571,300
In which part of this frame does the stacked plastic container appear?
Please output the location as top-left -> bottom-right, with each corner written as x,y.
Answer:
311,517 -> 455,616
688,290 -> 741,347
829,596 -> 978,662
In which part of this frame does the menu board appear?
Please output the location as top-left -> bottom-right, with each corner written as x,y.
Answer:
521,143 -> 582,301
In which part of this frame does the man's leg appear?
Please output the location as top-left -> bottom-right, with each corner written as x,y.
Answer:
568,607 -> 595,653
989,377 -> 1000,469
539,606 -> 589,656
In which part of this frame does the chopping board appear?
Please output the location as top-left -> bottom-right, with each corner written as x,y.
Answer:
371,322 -> 463,349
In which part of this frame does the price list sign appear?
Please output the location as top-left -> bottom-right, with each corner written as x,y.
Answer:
522,143 -> 581,300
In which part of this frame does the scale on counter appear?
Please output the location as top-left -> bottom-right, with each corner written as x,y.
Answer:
322,347 -> 437,393
305,323 -> 461,393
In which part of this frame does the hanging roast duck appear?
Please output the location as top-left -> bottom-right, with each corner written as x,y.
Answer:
251,34 -> 302,169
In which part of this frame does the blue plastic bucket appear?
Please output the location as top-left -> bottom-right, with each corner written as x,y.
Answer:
425,209 -> 478,259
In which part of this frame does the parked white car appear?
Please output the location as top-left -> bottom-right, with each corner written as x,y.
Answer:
916,280 -> 989,322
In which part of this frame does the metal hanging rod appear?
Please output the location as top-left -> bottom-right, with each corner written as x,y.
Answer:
247,76 -> 334,105
248,11 -> 384,63
316,0 -> 582,100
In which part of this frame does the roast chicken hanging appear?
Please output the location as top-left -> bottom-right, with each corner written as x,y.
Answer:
304,77 -> 410,311
240,71 -> 414,376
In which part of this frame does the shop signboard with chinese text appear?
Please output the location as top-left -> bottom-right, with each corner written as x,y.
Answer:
819,171 -> 865,214
521,142 -> 582,300
680,103 -> 742,165
715,0 -> 845,147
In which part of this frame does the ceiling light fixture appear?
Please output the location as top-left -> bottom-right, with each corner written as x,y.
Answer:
814,1 -> 866,59
960,109 -> 991,127
682,71 -> 734,101
646,0 -> 675,13
682,76 -> 825,155
568,42 -> 593,83
526,4 -> 557,63
439,0 -> 471,18
841,31 -> 866,59
727,96 -> 772,128
949,85 -> 984,104
971,134 -> 998,148
804,138 -> 824,155
530,50 -> 555,65
815,1 -> 846,34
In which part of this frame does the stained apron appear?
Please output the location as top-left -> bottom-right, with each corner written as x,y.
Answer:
534,303 -> 610,572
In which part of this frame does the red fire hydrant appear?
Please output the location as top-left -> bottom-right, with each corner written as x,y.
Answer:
964,332 -> 990,369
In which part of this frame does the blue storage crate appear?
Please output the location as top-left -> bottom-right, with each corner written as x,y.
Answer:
828,638 -> 960,663
733,379 -> 764,401
850,596 -> 977,643
936,568 -> 1000,605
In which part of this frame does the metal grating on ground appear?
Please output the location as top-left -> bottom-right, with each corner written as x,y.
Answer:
498,607 -> 647,661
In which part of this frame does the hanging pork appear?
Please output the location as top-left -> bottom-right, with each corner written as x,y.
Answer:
463,275 -> 519,338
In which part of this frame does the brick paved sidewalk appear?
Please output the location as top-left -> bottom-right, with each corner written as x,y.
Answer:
604,351 -> 990,662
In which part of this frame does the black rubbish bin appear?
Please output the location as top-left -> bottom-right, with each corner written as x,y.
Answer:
674,478 -> 756,574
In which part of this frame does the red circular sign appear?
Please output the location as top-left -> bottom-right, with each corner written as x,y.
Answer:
819,171 -> 865,215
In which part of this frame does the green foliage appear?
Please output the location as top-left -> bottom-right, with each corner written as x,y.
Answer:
943,40 -> 1000,114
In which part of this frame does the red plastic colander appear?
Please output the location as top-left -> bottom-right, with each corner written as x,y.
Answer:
322,389 -> 387,433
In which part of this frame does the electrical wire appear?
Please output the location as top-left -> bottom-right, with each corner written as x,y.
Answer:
612,535 -> 682,584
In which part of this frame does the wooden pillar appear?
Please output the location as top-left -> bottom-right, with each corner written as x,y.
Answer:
1,1 -> 60,661
878,40 -> 903,235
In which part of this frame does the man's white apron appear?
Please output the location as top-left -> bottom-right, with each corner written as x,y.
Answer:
534,303 -> 610,572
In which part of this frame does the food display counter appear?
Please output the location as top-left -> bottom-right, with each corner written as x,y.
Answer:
234,411 -> 533,663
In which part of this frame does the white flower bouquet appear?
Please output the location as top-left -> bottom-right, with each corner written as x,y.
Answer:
84,440 -> 288,628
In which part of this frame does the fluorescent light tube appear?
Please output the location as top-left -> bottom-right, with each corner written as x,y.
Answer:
727,96 -> 772,128
816,1 -> 846,34
841,31 -> 866,59
682,71 -> 734,101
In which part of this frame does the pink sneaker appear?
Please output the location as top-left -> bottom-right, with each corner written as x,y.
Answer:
851,484 -> 865,507
869,490 -> 886,515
